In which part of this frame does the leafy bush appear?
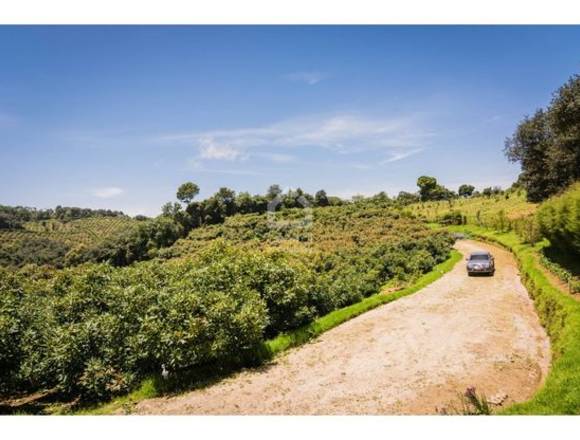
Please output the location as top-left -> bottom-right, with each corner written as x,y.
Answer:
72,216 -> 184,266
489,209 -> 509,232
0,257 -> 270,399
511,215 -> 542,244
537,182 -> 580,256
0,237 -> 70,268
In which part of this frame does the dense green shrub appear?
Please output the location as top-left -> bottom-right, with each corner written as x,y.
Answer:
0,206 -> 453,403
72,216 -> 184,266
537,182 -> 580,255
0,274 -> 24,393
0,237 -> 71,268
511,215 -> 542,244
0,256 -> 270,399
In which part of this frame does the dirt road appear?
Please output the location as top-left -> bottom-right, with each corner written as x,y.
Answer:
135,240 -> 550,415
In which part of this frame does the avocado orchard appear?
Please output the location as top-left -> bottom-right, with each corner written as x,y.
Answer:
0,206 -> 453,402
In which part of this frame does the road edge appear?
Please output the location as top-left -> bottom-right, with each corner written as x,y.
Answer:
447,225 -> 580,415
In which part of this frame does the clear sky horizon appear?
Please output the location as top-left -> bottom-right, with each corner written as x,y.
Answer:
1,26 -> 580,216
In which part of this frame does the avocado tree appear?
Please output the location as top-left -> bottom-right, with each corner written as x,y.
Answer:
266,184 -> 283,201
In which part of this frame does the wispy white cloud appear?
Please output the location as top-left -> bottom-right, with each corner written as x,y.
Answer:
283,71 -> 326,85
198,136 -> 247,161
92,187 -> 125,199
160,113 -> 432,165
379,148 -> 424,164
187,159 -> 263,176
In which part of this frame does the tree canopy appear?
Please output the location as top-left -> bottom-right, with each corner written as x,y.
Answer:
458,184 -> 475,198
505,74 -> 580,202
176,182 -> 200,205
416,176 -> 454,201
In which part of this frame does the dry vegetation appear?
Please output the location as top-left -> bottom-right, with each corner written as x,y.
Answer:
406,190 -> 537,224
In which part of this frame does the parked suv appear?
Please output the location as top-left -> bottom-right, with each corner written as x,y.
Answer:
466,251 -> 495,276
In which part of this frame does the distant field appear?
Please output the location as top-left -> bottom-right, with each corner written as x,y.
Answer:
0,217 -> 136,267
22,217 -> 135,244
405,190 -> 537,225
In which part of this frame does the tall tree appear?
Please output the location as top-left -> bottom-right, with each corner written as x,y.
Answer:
458,184 -> 475,198
215,187 -> 237,216
417,176 -> 438,201
548,74 -> 580,192
266,184 -> 283,200
176,182 -> 200,205
314,190 -> 329,207
505,74 -> 580,202
235,192 -> 255,214
504,110 -> 554,202
417,176 -> 453,201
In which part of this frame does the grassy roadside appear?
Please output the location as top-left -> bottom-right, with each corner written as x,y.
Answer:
447,225 -> 580,415
76,249 -> 462,415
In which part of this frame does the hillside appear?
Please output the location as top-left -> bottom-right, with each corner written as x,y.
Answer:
406,189 -> 537,225
164,203 -> 428,260
0,203 -> 454,410
0,217 -> 137,268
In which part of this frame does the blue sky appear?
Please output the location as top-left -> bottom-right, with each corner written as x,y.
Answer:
1,26 -> 579,216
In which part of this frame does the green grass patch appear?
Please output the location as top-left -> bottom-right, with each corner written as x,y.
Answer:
76,250 -> 461,415
447,225 -> 580,415
73,378 -> 157,415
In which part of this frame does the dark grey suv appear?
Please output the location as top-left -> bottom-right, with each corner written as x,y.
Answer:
466,251 -> 495,276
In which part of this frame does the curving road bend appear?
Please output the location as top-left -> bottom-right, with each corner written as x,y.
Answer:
135,240 -> 551,415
